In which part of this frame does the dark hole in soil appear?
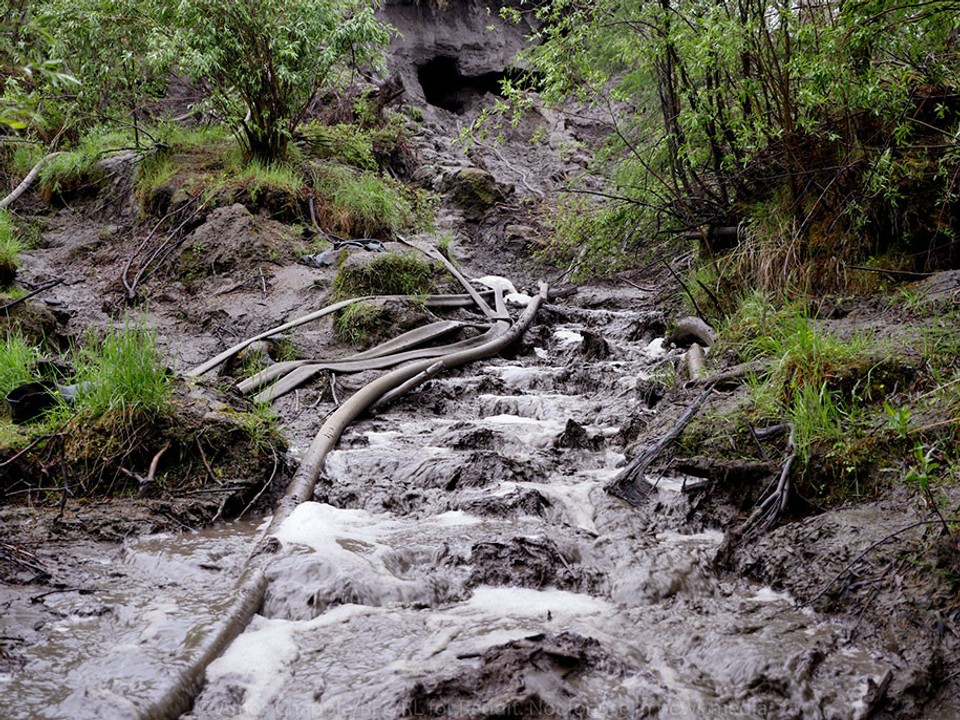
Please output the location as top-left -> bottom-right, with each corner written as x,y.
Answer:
417,56 -> 509,114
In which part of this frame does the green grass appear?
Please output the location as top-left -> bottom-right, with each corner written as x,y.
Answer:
331,252 -> 436,299
232,160 -> 306,197
0,210 -> 25,285
67,323 -> 172,419
0,332 -> 38,400
333,301 -> 383,346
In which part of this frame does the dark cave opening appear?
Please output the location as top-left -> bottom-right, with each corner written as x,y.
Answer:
417,56 -> 508,114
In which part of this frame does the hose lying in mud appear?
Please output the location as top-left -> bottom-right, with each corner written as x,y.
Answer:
238,318 -> 490,399
139,282 -> 547,720
248,321 -> 513,403
185,292 -> 495,378
271,282 -> 546,525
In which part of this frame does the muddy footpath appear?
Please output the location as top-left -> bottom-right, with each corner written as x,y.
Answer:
2,11 -> 959,718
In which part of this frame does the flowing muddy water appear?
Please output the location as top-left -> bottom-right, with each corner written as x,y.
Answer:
4,301 -> 894,718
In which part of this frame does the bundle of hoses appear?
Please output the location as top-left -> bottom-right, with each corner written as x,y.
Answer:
140,275 -> 547,719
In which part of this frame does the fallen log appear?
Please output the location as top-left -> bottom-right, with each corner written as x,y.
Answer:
0,152 -> 64,210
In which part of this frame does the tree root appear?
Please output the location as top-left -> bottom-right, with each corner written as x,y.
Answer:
606,385 -> 715,506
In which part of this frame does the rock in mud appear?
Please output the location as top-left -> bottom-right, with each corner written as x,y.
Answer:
403,632 -> 606,720
443,167 -> 509,221
466,535 -> 603,593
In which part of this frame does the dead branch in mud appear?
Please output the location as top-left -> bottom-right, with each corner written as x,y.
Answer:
801,518 -> 960,609
0,279 -> 63,314
397,234 -> 497,319
606,385 -> 715,506
122,197 -> 207,302
250,322 -> 505,404
684,359 -> 769,389
672,456 -> 776,485
0,152 -> 65,210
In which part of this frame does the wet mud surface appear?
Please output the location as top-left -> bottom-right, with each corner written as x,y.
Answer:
2,23 -> 958,717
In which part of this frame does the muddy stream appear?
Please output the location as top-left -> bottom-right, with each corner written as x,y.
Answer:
3,300 -> 895,719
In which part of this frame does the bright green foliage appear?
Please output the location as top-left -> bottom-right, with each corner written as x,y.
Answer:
173,0 -> 392,162
69,323 -> 172,419
0,2 -> 80,131
0,332 -> 37,400
32,0 -> 169,129
507,0 -> 960,287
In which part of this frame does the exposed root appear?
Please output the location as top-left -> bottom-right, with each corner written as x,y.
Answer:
606,385 -> 715,506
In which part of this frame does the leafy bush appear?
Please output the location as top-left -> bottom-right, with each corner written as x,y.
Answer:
173,0 -> 392,162
504,0 -> 960,289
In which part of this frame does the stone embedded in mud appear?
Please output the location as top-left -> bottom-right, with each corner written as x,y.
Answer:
443,167 -> 509,221
403,632 -> 604,720
466,535 -> 603,593
175,203 -> 297,285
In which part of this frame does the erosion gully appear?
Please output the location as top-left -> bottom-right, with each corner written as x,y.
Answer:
3,293 -> 894,719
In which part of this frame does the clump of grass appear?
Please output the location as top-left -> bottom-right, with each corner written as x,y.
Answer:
301,122 -> 379,170
68,323 -> 172,419
233,160 -> 306,198
313,164 -> 423,237
0,332 -> 38,400
333,301 -> 383,347
38,126 -> 136,194
0,210 -> 25,287
332,252 -> 436,299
